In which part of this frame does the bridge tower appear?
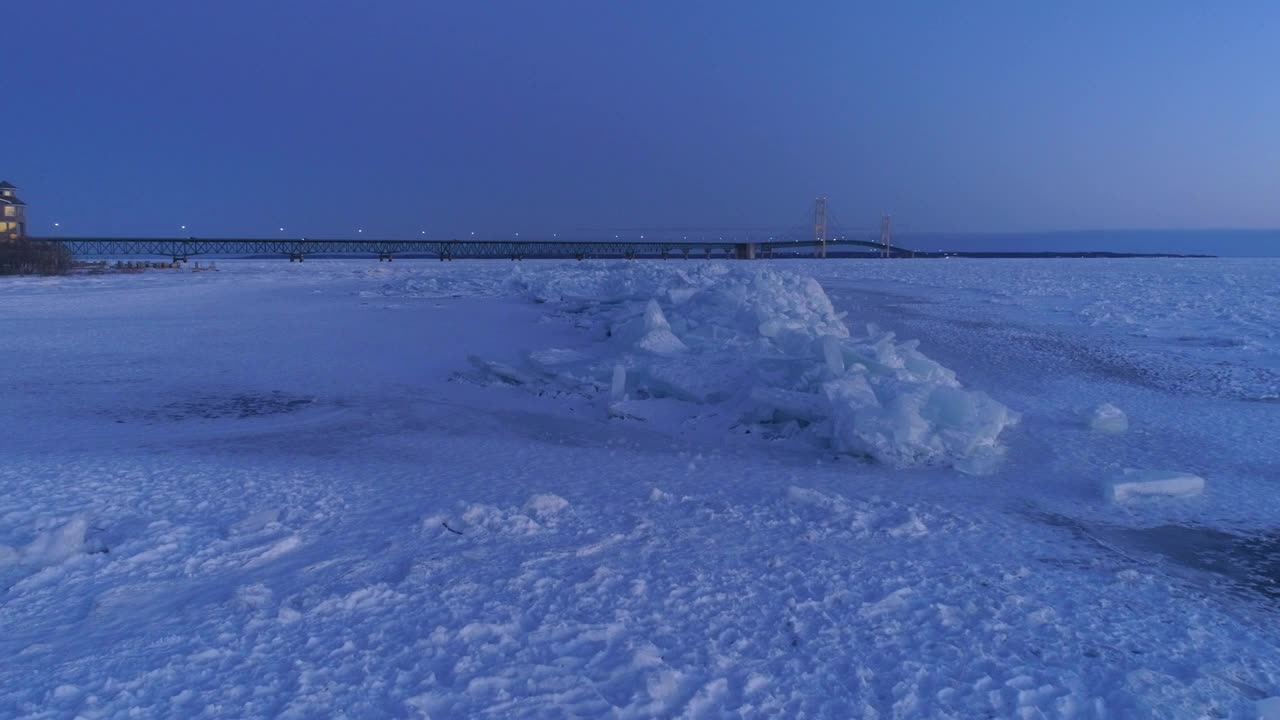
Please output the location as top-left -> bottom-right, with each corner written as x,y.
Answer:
814,196 -> 828,258
879,214 -> 892,258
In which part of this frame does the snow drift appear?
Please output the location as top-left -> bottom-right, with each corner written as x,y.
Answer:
508,263 -> 1019,473
0,514 -> 93,568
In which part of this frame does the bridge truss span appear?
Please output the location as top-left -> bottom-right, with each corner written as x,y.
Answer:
42,236 -> 917,261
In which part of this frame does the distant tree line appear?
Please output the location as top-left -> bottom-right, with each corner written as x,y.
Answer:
0,239 -> 73,275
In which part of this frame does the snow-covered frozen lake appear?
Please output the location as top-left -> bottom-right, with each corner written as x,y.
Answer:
2,257 -> 1278,719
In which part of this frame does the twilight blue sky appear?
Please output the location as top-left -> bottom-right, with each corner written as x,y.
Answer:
7,1 -> 1280,250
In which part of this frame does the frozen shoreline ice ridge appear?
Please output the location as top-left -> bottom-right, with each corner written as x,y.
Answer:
511,263 -> 1020,473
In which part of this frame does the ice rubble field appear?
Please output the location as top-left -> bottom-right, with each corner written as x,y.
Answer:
2,258 -> 1280,719
803,258 -> 1280,404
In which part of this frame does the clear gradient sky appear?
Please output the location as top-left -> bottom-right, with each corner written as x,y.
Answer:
7,1 -> 1280,249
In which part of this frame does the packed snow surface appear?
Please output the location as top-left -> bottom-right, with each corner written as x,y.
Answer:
3,257 -> 1280,719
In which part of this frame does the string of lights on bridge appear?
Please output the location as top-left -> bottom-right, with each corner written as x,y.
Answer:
42,198 -> 919,259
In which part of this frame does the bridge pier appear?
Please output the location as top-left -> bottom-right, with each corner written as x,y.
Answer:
378,253 -> 394,262
289,253 -> 304,262
172,255 -> 188,264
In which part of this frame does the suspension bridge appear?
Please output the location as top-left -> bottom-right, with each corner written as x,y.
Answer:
38,199 -> 918,262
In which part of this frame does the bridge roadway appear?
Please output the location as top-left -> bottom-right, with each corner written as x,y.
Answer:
40,236 -> 917,261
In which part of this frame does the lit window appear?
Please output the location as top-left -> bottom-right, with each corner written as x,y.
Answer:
2,206 -> 14,217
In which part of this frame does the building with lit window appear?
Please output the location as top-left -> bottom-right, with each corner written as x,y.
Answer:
0,181 -> 26,240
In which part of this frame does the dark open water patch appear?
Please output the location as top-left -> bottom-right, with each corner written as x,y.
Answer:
156,392 -> 316,421
1110,524 -> 1280,603
1174,335 -> 1252,349
109,391 -> 318,424
1035,510 -> 1280,606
